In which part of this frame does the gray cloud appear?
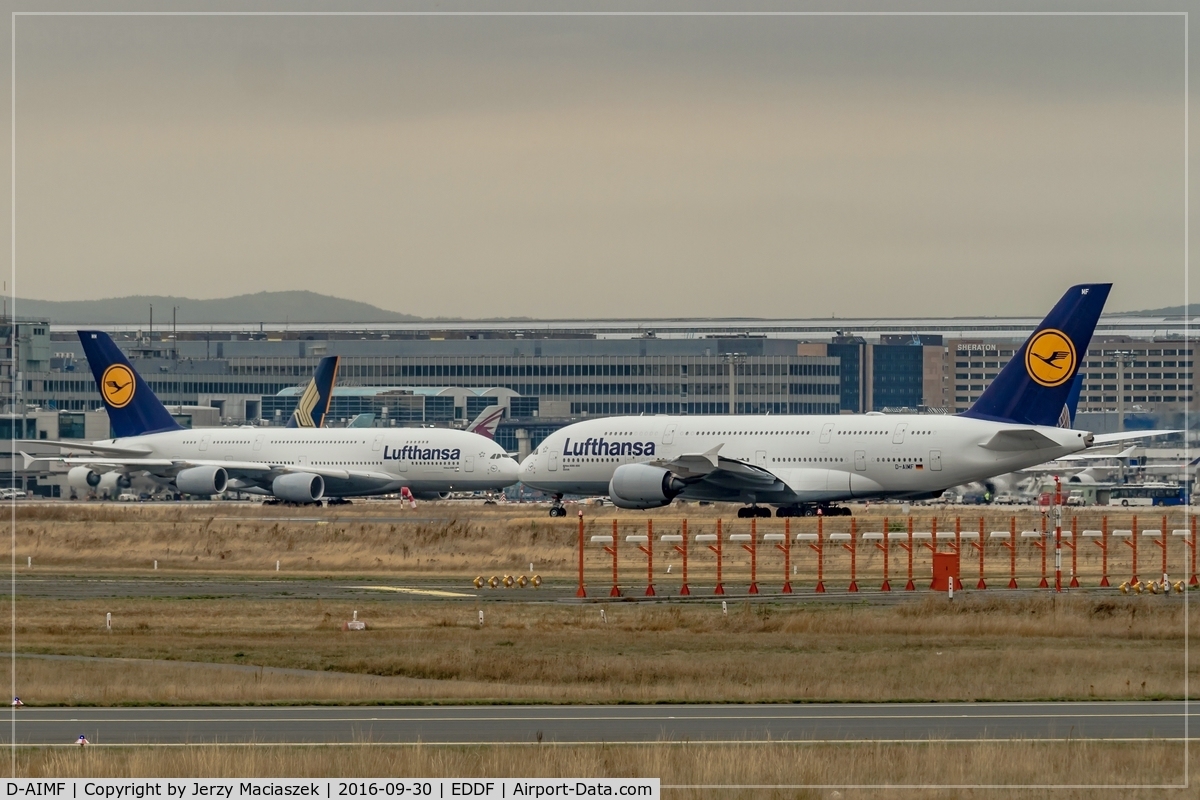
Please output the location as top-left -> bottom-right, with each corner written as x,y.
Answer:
6,10 -> 1190,318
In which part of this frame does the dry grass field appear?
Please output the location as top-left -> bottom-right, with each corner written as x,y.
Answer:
5,594 -> 1196,705
3,503 -> 1196,706
10,740 -> 1196,798
10,502 -> 1196,588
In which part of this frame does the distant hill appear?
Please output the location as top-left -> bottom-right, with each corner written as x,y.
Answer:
1122,304 -> 1200,317
11,291 -> 421,324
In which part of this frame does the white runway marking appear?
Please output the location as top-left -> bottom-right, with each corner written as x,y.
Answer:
348,586 -> 476,597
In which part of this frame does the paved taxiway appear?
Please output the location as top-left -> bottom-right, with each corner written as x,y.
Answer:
2,703 -> 1188,745
16,576 -> 1136,605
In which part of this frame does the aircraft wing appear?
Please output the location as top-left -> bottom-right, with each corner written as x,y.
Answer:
1141,463 -> 1199,472
656,445 -> 780,489
29,454 -> 392,483
16,439 -> 152,457
1020,464 -> 1098,474
1055,446 -> 1136,462
1090,430 -> 1182,446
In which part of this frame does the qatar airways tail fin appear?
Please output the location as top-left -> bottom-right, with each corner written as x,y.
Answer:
466,405 -> 505,439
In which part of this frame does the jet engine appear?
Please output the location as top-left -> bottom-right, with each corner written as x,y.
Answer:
411,491 -> 451,501
608,463 -> 686,510
67,466 -> 103,493
95,471 -> 132,498
175,466 -> 228,496
272,472 -> 324,504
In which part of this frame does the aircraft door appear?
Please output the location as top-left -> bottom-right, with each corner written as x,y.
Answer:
253,435 -> 264,452
819,423 -> 834,444
549,451 -> 559,471
199,435 -> 209,452
855,450 -> 866,471
755,450 -> 767,467
465,456 -> 474,473
892,423 -> 908,444
930,450 -> 942,471
372,434 -> 383,451
663,424 -> 677,445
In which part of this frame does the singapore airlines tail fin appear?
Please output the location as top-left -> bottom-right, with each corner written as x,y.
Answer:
286,356 -> 340,428
78,330 -> 184,438
962,283 -> 1111,427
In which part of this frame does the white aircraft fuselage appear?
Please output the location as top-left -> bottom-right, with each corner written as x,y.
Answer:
80,426 -> 520,498
521,413 -> 1092,506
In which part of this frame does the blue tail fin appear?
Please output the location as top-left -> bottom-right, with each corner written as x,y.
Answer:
962,283 -> 1111,427
286,356 -> 339,428
78,331 -> 184,438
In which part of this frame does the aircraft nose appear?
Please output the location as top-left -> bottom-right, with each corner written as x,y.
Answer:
501,457 -> 521,482
520,452 -> 538,475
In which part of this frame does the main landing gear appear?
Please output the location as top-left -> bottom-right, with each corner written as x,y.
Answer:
736,506 -> 772,519
774,504 -> 852,518
325,497 -> 353,506
548,494 -> 567,517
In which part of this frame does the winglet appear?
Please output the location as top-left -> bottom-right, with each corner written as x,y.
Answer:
19,451 -> 36,471
700,444 -> 723,467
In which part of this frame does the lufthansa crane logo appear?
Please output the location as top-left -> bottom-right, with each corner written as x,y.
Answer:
100,364 -> 136,408
1024,329 -> 1076,388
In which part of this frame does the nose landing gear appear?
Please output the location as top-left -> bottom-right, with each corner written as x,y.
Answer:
549,494 -> 566,517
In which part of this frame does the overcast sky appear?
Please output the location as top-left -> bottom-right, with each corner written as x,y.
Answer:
3,3 -> 1192,318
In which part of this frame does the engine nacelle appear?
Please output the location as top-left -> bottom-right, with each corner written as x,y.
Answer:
96,471 -> 132,498
272,472 -> 324,504
67,466 -> 103,492
175,466 -> 228,496
410,491 -> 450,501
608,463 -> 685,510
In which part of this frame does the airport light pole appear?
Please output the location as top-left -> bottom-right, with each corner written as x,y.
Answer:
1109,350 -> 1135,432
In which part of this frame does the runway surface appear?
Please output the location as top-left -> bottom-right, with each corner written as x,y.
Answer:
1,702 -> 1188,745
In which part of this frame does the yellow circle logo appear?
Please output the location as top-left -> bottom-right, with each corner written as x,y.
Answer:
1024,329 -> 1076,388
100,364 -> 136,408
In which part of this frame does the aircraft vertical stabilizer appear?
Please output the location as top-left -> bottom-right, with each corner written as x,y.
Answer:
287,356 -> 340,428
78,331 -> 184,438
963,284 -> 1110,427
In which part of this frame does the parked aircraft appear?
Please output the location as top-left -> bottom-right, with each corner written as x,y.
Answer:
23,332 -> 520,503
521,284 -> 1177,517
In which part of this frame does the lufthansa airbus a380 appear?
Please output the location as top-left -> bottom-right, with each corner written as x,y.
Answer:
24,331 -> 521,503
522,284 -> 1176,517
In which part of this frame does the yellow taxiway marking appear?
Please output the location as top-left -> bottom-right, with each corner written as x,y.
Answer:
348,586 -> 476,598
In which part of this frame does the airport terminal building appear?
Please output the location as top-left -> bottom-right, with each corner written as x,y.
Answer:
0,311 -> 1194,494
